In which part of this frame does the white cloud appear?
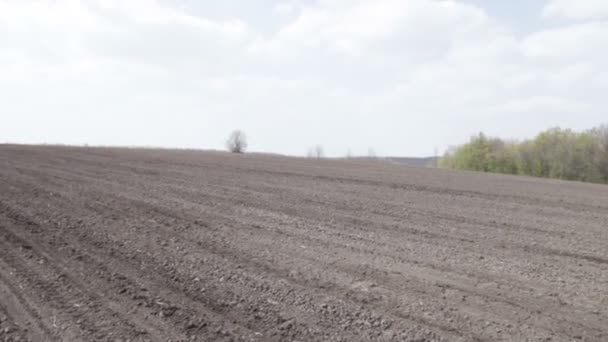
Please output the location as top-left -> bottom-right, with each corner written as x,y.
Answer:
522,22 -> 608,62
1,0 -> 607,156
543,0 -> 608,20
263,0 -> 493,58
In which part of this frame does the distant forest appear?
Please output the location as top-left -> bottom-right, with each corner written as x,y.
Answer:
439,125 -> 608,184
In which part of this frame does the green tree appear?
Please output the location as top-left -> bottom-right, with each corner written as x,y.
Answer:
591,125 -> 608,182
439,125 -> 608,184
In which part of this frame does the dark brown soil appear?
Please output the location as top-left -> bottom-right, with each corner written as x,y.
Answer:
0,144 -> 606,342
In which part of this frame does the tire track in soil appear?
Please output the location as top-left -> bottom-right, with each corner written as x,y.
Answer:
0,227 -> 154,341
0,178 -> 454,341
0,266 -> 52,342
0,204 -> 264,342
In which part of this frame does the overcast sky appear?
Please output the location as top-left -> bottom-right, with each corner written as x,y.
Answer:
1,0 -> 607,157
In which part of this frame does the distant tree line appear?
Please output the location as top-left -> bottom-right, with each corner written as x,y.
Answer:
439,125 -> 608,184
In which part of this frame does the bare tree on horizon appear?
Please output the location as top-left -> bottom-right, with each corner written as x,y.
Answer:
226,130 -> 248,153
308,145 -> 324,158
368,147 -> 376,159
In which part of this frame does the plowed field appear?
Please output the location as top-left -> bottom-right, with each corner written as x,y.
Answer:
0,145 -> 606,341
